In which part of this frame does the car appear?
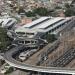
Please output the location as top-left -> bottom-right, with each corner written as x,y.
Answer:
0,68 -> 7,73
19,51 -> 29,61
19,49 -> 38,61
7,44 -> 17,50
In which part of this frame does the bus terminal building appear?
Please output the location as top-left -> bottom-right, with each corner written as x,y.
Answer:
15,17 -> 73,46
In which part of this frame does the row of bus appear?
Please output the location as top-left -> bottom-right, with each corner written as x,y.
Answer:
19,49 -> 38,61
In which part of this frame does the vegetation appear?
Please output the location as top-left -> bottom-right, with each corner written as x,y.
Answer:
64,3 -> 75,16
55,6 -> 62,9
25,11 -> 36,17
0,60 -> 5,66
42,34 -> 57,43
16,7 -> 54,17
64,8 -> 75,16
5,67 -> 14,75
65,3 -> 70,8
33,7 -> 49,16
25,7 -> 51,17
17,7 -> 25,14
0,27 -> 12,52
1,60 -> 5,65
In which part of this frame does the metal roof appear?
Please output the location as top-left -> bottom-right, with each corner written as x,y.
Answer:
0,18 -> 16,27
23,17 -> 50,28
36,17 -> 64,29
46,19 -> 69,31
2,18 -> 12,25
15,17 -> 72,34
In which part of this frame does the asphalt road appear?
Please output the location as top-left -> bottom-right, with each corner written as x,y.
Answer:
3,45 -> 75,74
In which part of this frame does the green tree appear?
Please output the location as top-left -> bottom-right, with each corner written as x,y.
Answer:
42,34 -> 57,43
64,8 -> 75,16
33,7 -> 49,16
46,34 -> 57,43
18,7 -> 25,14
25,11 -> 35,17
5,67 -> 14,74
25,7 -> 52,17
65,3 -> 70,8
55,6 -> 62,9
0,27 -> 11,52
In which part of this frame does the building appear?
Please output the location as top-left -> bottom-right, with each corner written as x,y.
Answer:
21,17 -> 32,25
0,15 -> 17,29
15,17 -> 72,45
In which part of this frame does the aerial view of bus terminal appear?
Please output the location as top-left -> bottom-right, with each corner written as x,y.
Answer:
0,0 -> 75,75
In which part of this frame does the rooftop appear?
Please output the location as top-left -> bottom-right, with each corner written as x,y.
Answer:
15,17 -> 71,33
23,17 -> 50,28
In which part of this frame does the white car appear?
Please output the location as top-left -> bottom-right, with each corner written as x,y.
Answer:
19,49 -> 38,61
19,51 -> 29,61
19,55 -> 27,61
0,68 -> 7,73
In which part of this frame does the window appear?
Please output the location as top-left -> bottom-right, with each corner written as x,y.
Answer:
49,30 -> 51,33
31,41 -> 34,44
26,33 -> 34,35
19,41 -> 24,44
25,41 -> 30,44
16,32 -> 25,35
35,41 -> 37,43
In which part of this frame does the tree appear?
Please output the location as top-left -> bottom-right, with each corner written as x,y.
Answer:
17,7 -> 25,14
65,3 -> 70,8
42,34 -> 57,43
46,34 -> 57,43
25,7 -> 52,17
64,2 -> 75,17
33,7 -> 49,16
55,6 -> 62,9
0,27 -> 12,52
25,11 -> 35,17
64,8 -> 75,16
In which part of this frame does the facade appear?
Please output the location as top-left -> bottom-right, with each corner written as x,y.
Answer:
15,17 -> 72,45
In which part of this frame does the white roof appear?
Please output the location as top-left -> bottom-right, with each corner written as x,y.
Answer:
2,18 -> 12,25
44,18 -> 71,33
15,17 -> 72,34
36,17 -> 64,29
48,19 -> 68,31
0,18 -> 16,27
0,19 -> 3,23
6,20 -> 15,27
23,17 -> 50,28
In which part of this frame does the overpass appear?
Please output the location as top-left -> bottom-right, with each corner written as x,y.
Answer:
3,17 -> 75,75
3,45 -> 75,75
